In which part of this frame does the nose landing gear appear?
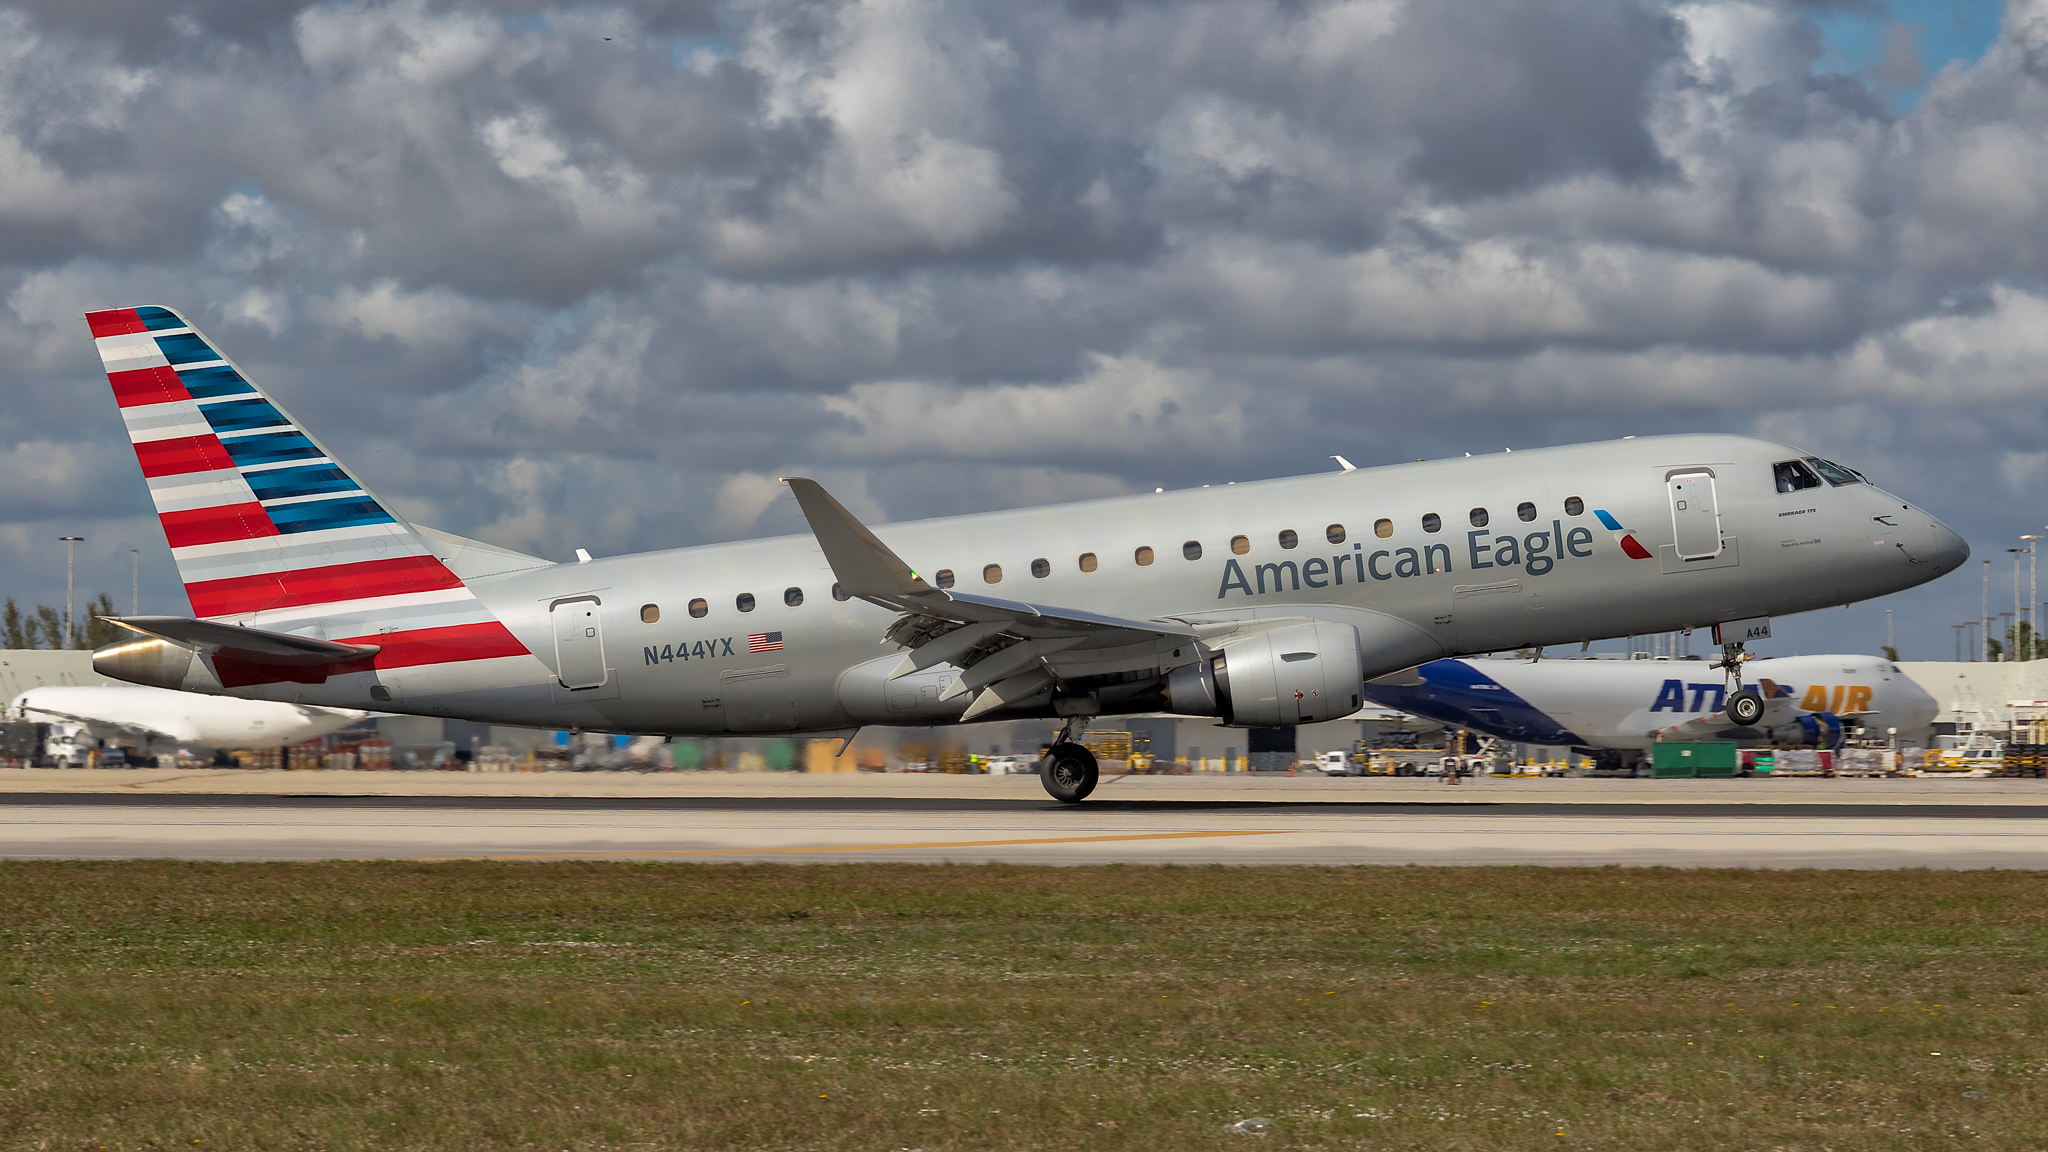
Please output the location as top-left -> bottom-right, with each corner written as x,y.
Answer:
1714,640 -> 1765,726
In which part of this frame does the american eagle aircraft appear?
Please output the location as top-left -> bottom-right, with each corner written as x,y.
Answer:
83,305 -> 1969,801
1362,653 -> 1938,771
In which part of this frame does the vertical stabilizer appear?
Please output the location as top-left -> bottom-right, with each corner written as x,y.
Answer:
86,305 -> 529,686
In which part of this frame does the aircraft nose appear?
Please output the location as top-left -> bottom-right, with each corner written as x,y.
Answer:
1926,515 -> 1970,573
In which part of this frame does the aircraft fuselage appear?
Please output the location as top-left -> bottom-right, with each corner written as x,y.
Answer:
216,433 -> 1961,736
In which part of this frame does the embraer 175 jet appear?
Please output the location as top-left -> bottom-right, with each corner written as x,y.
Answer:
82,305 -> 1968,801
1362,654 -> 1938,771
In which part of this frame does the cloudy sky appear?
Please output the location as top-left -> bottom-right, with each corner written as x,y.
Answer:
0,0 -> 2039,661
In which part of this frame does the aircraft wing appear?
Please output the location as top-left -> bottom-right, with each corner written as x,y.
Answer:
10,700 -> 141,732
111,616 -> 380,666
785,478 -> 1199,719
1652,694 -> 1805,742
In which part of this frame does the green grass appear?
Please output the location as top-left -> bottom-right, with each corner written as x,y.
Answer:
2,863 -> 2045,1150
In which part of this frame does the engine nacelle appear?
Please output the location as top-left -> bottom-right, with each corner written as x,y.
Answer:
1175,620 -> 1364,727
1773,712 -> 1846,750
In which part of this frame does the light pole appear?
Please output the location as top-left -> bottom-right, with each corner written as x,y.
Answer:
1983,558 -> 1993,660
57,536 -> 82,650
130,550 -> 139,617
2023,528 -> 2039,655
1954,623 -> 1966,662
2010,548 -> 2031,661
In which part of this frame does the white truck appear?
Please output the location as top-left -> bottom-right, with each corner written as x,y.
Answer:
1308,751 -> 1361,776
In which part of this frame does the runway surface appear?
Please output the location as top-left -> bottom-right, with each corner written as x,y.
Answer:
3,772 -> 2045,867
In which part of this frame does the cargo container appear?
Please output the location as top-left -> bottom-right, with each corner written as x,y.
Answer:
1651,742 -> 1738,778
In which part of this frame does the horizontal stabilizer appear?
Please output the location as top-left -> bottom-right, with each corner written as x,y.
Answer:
113,616 -> 380,666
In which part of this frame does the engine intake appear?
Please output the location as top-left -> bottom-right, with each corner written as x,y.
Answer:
1173,620 -> 1364,727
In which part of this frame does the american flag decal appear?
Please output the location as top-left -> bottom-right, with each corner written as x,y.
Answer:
747,631 -> 784,653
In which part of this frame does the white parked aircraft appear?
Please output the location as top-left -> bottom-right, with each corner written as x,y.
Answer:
1361,654 -> 1938,769
8,684 -> 366,762
82,305 -> 1970,801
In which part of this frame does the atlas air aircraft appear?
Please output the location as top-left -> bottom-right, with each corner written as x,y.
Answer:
82,305 -> 1970,801
8,685 -> 365,760
1362,654 -> 1938,766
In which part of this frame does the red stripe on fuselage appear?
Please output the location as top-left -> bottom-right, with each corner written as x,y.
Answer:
161,502 -> 279,549
184,554 -> 464,618
1620,534 -> 1654,560
212,620 -> 531,687
135,435 -> 236,479
109,365 -> 190,408
86,308 -> 147,338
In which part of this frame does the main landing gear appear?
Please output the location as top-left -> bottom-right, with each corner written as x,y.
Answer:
1040,716 -> 1099,803
1715,639 -> 1765,726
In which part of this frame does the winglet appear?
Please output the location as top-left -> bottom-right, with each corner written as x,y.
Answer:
783,478 -> 932,598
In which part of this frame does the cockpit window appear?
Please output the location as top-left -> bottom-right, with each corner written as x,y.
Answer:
1803,456 -> 1864,486
1772,460 -> 1822,493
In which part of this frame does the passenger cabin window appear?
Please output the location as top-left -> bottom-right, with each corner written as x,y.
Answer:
1135,546 -> 1155,566
688,598 -> 708,618
1326,524 -> 1345,544
1031,558 -> 1050,578
639,604 -> 660,624
1230,535 -> 1249,555
1079,552 -> 1098,572
935,569 -> 956,589
784,587 -> 803,607
983,564 -> 1002,584
1421,513 -> 1441,533
1773,460 -> 1822,492
1278,529 -> 1299,549
736,593 -> 756,613
1564,496 -> 1584,516
1803,457 -> 1863,487
1374,518 -> 1393,538
1517,502 -> 1537,522
1183,540 -> 1202,560
1469,508 -> 1489,528
831,583 -> 849,601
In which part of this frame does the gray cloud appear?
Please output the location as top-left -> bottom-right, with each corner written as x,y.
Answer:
0,0 -> 2037,659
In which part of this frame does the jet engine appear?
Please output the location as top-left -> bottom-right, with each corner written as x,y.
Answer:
1168,620 -> 1364,727
1773,712 -> 1846,751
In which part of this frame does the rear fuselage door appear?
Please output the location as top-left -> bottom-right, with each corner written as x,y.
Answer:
550,597 -> 608,690
1668,472 -> 1722,560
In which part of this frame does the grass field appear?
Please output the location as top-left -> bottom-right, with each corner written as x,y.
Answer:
1,862 -> 2045,1151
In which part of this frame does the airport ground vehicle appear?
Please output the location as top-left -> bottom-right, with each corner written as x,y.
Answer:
1308,750 -> 1360,776
84,305 -> 1969,803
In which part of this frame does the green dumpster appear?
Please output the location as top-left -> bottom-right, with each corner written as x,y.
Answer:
1652,742 -> 1739,778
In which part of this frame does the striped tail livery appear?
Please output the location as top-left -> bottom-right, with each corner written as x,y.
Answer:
87,305 -> 536,697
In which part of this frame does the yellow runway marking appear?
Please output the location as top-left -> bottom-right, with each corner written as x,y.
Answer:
410,828 -> 1296,862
